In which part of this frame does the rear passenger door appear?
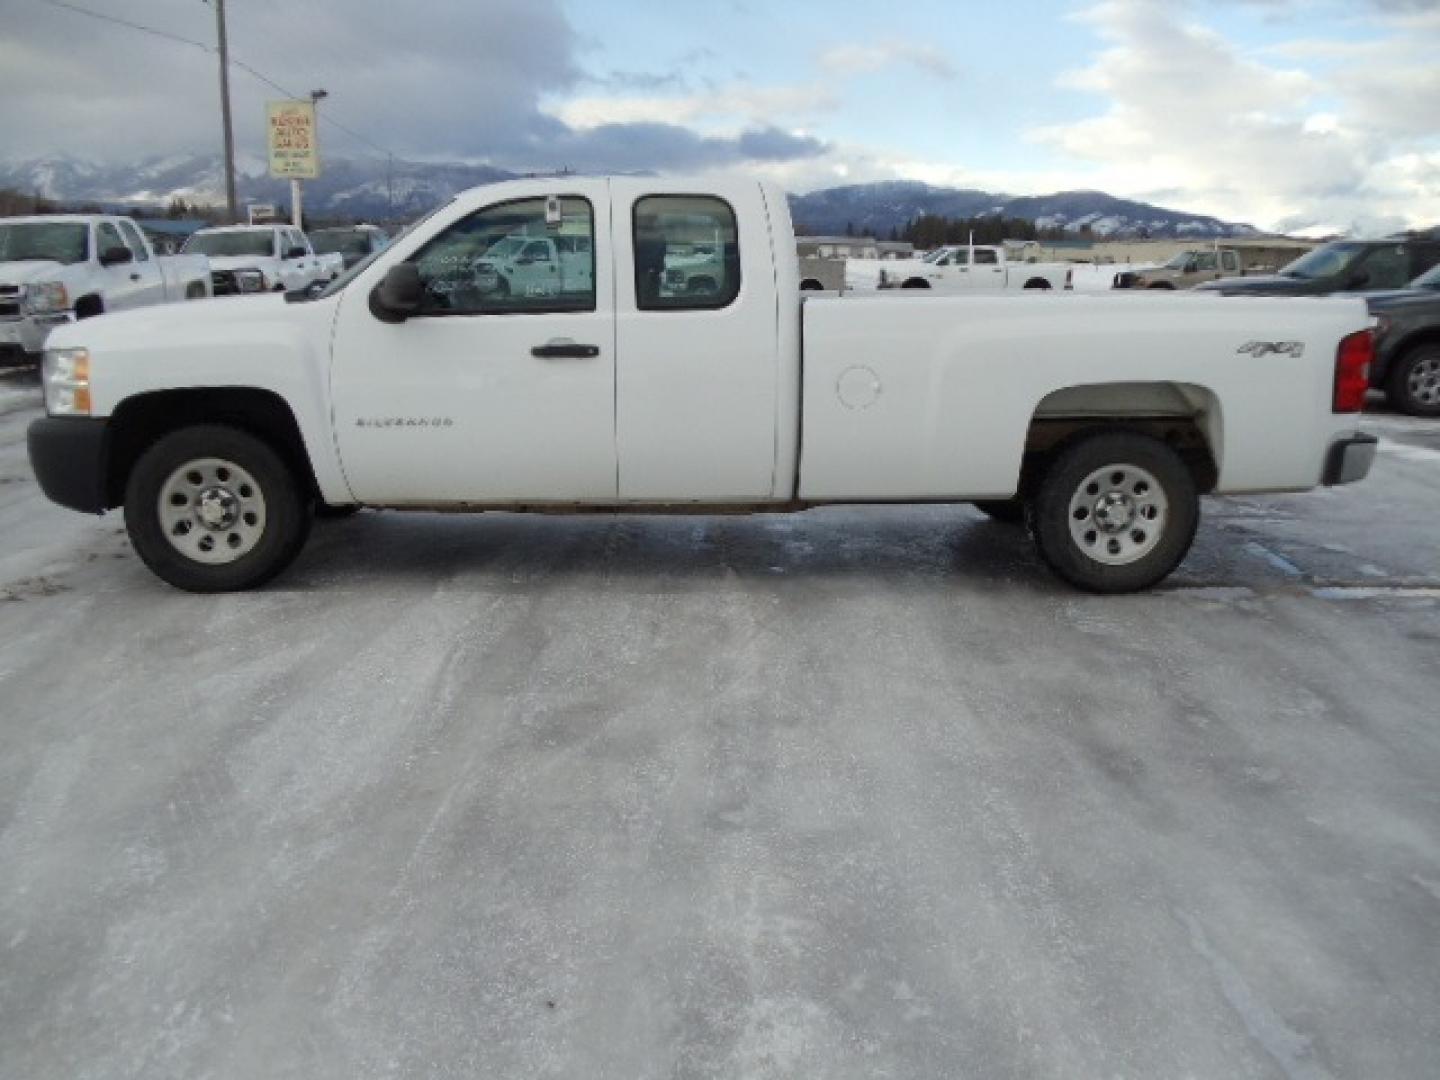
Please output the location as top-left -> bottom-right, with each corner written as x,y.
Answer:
95,221 -> 146,311
613,182 -> 781,501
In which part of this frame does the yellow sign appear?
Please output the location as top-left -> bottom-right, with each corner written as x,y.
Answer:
267,100 -> 319,180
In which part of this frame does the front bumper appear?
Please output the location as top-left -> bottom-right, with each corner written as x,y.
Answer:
0,313 -> 71,357
1323,433 -> 1378,486
27,416 -> 111,514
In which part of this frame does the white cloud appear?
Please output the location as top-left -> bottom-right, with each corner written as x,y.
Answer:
817,41 -> 957,80
1026,0 -> 1440,231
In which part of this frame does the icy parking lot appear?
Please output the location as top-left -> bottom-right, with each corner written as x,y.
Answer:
2,373 -> 1439,1079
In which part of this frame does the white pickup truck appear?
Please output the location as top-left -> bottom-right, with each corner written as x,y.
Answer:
182,224 -> 340,297
0,214 -> 211,362
878,244 -> 1073,291
27,176 -> 1377,594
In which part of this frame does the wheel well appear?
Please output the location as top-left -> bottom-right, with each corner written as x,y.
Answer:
1019,382 -> 1221,496
1023,278 -> 1051,290
799,278 -> 824,291
75,294 -> 103,317
105,387 -> 319,508
1391,329 -> 1440,365
902,278 -> 931,288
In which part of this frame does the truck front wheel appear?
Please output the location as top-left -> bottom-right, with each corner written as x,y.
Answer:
123,425 -> 311,592
1029,431 -> 1199,593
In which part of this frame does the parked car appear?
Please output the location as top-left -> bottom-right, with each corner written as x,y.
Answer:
1197,238 -> 1440,296
308,225 -> 390,270
182,224 -> 337,296
1114,248 -> 1244,289
0,215 -> 210,363
878,244 -> 1072,290
28,176 -> 1374,595
1367,262 -> 1440,416
454,231 -> 593,301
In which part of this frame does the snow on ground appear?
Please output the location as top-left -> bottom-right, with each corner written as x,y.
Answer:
1,388 -> 1438,1078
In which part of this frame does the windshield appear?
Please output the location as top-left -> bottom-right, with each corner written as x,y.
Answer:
1162,252 -> 1194,270
310,201 -> 452,301
1279,242 -> 1366,281
1410,263 -> 1440,290
310,229 -> 371,257
0,221 -> 89,265
184,231 -> 274,258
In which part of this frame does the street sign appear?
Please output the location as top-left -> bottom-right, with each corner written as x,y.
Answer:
267,100 -> 319,180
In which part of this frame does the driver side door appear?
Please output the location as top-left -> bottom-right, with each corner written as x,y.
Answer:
330,187 -> 617,504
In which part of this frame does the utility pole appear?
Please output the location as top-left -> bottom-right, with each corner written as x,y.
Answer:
293,88 -> 327,230
214,0 -> 238,222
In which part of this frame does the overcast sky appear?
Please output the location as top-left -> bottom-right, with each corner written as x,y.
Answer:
2,0 -> 1438,231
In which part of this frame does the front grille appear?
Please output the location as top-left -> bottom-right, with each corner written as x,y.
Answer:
0,285 -> 20,297
211,270 -> 239,296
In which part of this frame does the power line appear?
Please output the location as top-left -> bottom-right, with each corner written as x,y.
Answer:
32,0 -> 398,161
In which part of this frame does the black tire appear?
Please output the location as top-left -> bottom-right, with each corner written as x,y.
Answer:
1030,431 -> 1199,593
901,278 -> 931,289
1147,282 -> 1177,290
1385,344 -> 1440,417
1023,279 -> 1051,290
75,295 -> 104,319
972,499 -> 1026,524
123,424 -> 311,592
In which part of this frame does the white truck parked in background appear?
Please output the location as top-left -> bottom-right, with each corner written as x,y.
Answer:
28,176 -> 1376,595
878,244 -> 1073,291
0,215 -> 211,362
182,224 -> 339,297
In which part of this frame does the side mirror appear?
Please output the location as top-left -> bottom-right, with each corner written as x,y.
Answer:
286,245 -> 307,260
99,245 -> 134,266
369,263 -> 424,323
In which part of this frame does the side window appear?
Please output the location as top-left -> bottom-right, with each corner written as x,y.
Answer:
1192,252 -> 1217,272
950,250 -> 969,266
410,196 -> 595,315
97,222 -> 126,259
1360,245 -> 1410,289
1221,251 -> 1240,273
633,195 -> 739,310
1412,245 -> 1440,281
973,249 -> 998,265
117,220 -> 150,261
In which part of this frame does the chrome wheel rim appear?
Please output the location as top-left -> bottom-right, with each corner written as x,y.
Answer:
1068,463 -> 1168,566
157,457 -> 267,565
1408,354 -> 1440,406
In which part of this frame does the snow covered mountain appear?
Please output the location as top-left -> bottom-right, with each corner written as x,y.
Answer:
1,156 -> 1261,237
787,181 -> 1262,239
0,154 -> 516,221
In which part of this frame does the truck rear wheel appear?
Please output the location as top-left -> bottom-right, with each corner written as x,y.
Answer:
1030,431 -> 1198,593
1387,344 -> 1440,417
123,425 -> 311,592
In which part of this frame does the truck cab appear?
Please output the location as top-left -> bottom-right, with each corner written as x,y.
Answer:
0,214 -> 211,362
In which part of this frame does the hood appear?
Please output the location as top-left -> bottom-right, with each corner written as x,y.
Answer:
47,292 -> 293,353
1363,287 -> 1440,313
0,260 -> 67,287
205,255 -> 278,271
1195,274 -> 1307,294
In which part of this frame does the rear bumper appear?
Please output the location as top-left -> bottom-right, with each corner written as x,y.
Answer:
1323,433 -> 1378,486
27,416 -> 110,513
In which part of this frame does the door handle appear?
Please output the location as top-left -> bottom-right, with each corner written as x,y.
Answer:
531,341 -> 599,359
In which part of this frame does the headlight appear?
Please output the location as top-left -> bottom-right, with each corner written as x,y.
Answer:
234,269 -> 267,293
24,282 -> 70,314
43,347 -> 91,416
